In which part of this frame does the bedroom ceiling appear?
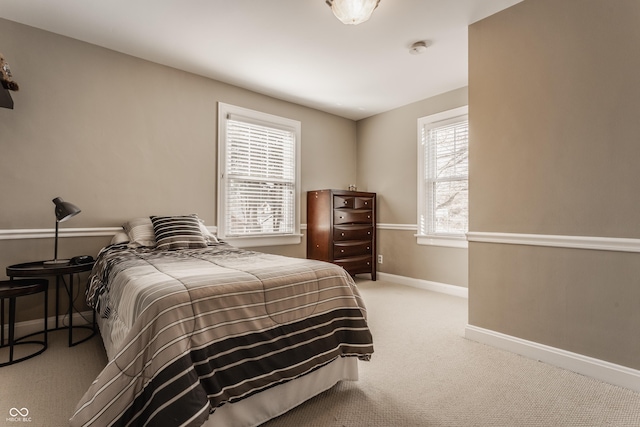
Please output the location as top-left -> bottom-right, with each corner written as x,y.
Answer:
0,0 -> 522,120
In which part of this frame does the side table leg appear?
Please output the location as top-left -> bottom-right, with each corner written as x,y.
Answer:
1,297 -> 4,346
55,275 -> 60,330
68,273 -> 73,347
8,297 -> 16,364
44,284 -> 49,347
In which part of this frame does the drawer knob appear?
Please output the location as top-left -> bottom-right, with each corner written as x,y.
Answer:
341,249 -> 345,253
367,247 -> 370,250
367,215 -> 371,219
368,231 -> 371,235
341,232 -> 345,236
344,201 -> 347,205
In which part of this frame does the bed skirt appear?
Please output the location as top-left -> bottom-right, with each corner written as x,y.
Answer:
205,356 -> 359,427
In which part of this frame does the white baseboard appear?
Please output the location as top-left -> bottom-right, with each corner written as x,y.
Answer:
377,272 -> 468,298
379,270 -> 640,393
465,324 -> 640,393
2,311 -> 93,339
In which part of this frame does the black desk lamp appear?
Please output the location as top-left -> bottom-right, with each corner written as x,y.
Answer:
45,197 -> 81,265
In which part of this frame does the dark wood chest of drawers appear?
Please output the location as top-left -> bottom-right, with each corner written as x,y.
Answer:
307,189 -> 376,280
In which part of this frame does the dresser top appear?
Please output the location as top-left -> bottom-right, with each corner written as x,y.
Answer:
309,189 -> 376,197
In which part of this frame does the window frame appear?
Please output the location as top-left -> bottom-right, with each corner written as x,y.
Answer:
217,102 -> 302,247
416,105 -> 469,249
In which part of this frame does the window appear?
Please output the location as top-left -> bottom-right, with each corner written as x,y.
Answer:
417,106 -> 468,248
218,103 -> 301,247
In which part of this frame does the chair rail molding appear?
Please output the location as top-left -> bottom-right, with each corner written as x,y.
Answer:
467,232 -> 640,253
377,223 -> 417,231
0,227 -> 122,240
0,226 -> 219,240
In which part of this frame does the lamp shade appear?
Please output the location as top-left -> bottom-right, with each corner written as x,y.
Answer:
46,197 -> 81,265
53,197 -> 81,222
326,0 -> 380,25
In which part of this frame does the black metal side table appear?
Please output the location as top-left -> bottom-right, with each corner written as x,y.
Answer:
7,260 -> 96,347
0,278 -> 48,366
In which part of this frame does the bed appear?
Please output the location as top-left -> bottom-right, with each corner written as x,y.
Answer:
70,215 -> 374,427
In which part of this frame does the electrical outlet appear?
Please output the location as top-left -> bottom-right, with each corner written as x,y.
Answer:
378,255 -> 383,264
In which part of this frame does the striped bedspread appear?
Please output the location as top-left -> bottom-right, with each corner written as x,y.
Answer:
70,243 -> 373,427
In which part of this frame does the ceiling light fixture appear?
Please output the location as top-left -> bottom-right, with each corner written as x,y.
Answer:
326,0 -> 380,25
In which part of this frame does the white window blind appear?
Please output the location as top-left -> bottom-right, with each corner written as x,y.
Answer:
218,103 -> 301,246
417,106 -> 469,243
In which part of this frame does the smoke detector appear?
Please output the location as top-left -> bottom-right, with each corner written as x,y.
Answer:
409,41 -> 430,55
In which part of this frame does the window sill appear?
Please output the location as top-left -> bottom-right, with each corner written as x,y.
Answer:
221,234 -> 302,248
416,235 -> 468,249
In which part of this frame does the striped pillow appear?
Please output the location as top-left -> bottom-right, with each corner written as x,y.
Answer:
150,215 -> 208,250
123,217 -> 156,247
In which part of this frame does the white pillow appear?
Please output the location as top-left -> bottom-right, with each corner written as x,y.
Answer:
110,231 -> 130,245
123,217 -> 156,247
198,219 -> 220,244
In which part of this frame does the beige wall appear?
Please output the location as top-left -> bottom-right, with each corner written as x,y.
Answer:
469,0 -> 640,369
0,18 -> 356,320
357,88 -> 469,287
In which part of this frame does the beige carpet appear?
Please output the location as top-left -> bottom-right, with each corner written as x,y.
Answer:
2,279 -> 640,426
0,326 -> 107,427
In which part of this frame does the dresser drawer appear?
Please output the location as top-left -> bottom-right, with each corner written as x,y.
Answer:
334,196 -> 354,209
334,256 -> 374,275
354,197 -> 373,210
334,241 -> 372,259
334,210 -> 373,225
333,225 -> 373,241
334,196 -> 374,210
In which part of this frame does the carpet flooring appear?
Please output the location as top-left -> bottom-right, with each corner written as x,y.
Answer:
1,279 -> 639,426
